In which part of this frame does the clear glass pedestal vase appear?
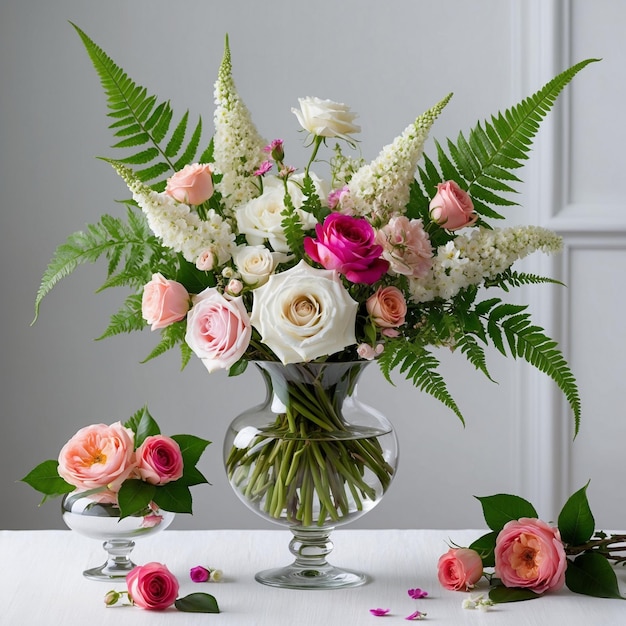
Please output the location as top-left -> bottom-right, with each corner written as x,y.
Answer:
224,361 -> 399,589
62,492 -> 175,581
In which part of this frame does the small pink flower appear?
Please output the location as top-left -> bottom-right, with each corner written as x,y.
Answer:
226,278 -> 244,296
369,608 -> 390,616
190,566 -> 210,583
142,273 -> 190,331
141,513 -> 164,528
263,139 -> 284,161
196,248 -> 216,271
376,216 -> 433,278
366,285 -> 407,329
254,161 -> 273,176
126,562 -> 179,610
165,163 -> 214,205
327,185 -> 348,210
304,213 -> 389,284
405,610 -> 427,620
437,548 -> 483,591
135,435 -> 184,485
357,343 -> 384,360
407,588 -> 428,599
429,180 -> 477,231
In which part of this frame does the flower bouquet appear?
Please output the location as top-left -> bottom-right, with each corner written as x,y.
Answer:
32,25 -> 595,563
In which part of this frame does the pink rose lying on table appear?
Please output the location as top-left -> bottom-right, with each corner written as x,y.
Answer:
429,180 -> 478,231
57,421 -> 136,492
141,273 -> 190,331
437,548 -> 483,591
165,163 -> 214,205
135,435 -> 184,485
304,213 -> 389,284
494,518 -> 566,594
126,562 -> 180,610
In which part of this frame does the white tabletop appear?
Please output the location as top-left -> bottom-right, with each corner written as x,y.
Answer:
1,528 -> 624,625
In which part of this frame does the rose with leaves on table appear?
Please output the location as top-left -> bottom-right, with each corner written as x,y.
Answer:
438,482 -> 626,604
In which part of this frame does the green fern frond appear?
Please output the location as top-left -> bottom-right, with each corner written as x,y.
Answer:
483,303 -> 581,434
70,23 -> 209,188
97,294 -> 145,339
484,269 -> 564,292
141,321 -> 188,366
378,342 -> 465,424
281,190 -> 306,259
415,58 -> 599,218
455,333 -> 496,383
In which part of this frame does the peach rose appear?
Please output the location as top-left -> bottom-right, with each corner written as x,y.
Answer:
366,285 -> 407,328
494,518 -> 566,593
135,435 -> 184,485
437,548 -> 483,591
126,562 -> 179,610
57,422 -> 136,492
185,287 -> 252,373
142,273 -> 190,331
429,180 -> 478,231
165,163 -> 214,205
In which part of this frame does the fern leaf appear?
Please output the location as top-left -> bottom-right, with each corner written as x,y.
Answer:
455,333 -> 496,383
97,294 -> 145,339
417,58 -> 600,218
281,190 -> 306,258
378,342 -> 465,424
141,321 -> 187,364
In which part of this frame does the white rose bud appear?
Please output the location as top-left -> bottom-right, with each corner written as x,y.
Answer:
292,97 -> 360,141
233,245 -> 290,288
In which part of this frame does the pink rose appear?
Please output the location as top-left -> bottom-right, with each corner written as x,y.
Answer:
142,273 -> 190,331
304,213 -> 389,284
185,287 -> 252,373
494,518 -> 566,594
165,163 -> 214,205
190,565 -> 210,583
57,422 -> 136,492
376,216 -> 433,278
429,180 -> 478,231
366,286 -> 407,328
357,343 -> 384,360
437,548 -> 483,591
135,435 -> 184,485
126,562 -> 179,610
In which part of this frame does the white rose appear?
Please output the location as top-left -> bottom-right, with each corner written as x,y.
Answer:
292,97 -> 360,140
235,175 -> 321,253
250,260 -> 358,364
233,245 -> 290,287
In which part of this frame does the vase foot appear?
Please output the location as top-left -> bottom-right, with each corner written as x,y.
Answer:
255,563 -> 368,589
83,559 -> 137,581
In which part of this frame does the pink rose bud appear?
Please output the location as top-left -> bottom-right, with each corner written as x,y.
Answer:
126,562 -> 179,610
142,273 -> 190,330
357,343 -> 384,360
165,163 -> 214,205
104,590 -> 121,607
366,285 -> 407,328
437,548 -> 483,591
227,279 -> 244,296
196,248 -> 216,271
190,566 -> 210,583
494,518 -> 566,594
429,180 -> 478,231
135,435 -> 184,485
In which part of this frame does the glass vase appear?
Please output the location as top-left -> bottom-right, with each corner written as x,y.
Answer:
62,492 -> 175,581
224,361 -> 398,589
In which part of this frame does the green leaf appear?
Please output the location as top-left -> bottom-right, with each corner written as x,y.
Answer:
475,494 -> 538,532
469,531 -> 498,568
174,592 -> 220,613
565,552 -> 624,599
228,357 -> 248,377
489,585 -> 541,603
171,433 -> 211,468
558,481 -> 595,546
124,406 -> 160,448
117,479 -> 155,518
21,460 -> 74,499
152,482 -> 193,514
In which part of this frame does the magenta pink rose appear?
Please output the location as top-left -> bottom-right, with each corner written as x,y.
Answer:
190,565 -> 210,583
57,422 -> 136,492
437,548 -> 483,591
376,216 -> 433,278
494,518 -> 566,594
142,273 -> 190,331
185,287 -> 252,373
135,435 -> 184,485
165,163 -> 214,205
304,213 -> 389,284
126,562 -> 179,610
429,180 -> 478,231
366,285 -> 407,329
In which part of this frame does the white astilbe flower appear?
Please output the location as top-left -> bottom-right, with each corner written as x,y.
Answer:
344,94 -> 452,222
408,225 -> 563,304
213,36 -> 266,213
113,163 -> 235,265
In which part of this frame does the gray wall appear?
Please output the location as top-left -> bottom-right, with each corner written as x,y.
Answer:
1,0 -> 622,532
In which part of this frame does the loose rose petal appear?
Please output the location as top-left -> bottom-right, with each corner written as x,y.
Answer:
369,608 -> 390,616
407,588 -> 428,599
405,609 -> 427,620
